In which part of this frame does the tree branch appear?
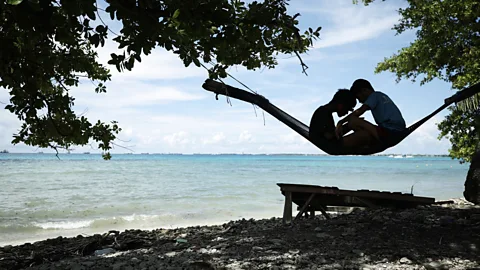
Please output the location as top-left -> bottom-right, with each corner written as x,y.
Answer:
95,1 -> 120,37
294,51 -> 309,76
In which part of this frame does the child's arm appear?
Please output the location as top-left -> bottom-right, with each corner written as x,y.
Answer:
335,104 -> 370,138
337,104 -> 369,126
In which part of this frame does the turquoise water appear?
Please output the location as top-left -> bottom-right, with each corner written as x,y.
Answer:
0,153 -> 469,246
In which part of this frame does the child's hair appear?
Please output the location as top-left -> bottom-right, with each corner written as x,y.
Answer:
350,78 -> 374,95
331,89 -> 357,109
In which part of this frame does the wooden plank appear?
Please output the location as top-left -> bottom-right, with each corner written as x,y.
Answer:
353,196 -> 377,208
294,193 -> 316,221
283,191 -> 292,225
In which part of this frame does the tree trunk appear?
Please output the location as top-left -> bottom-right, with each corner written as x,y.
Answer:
464,150 -> 480,204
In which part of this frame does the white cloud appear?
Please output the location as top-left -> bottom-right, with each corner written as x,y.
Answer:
293,1 -> 403,49
238,131 -> 253,143
202,132 -> 226,145
93,32 -> 207,81
410,117 -> 449,147
280,131 -> 303,144
71,79 -> 205,109
384,116 -> 450,155
314,16 -> 399,49
163,131 -> 195,147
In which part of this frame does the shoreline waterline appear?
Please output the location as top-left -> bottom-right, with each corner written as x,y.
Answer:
0,210 -> 285,247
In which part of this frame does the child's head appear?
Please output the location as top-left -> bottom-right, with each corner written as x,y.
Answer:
350,79 -> 375,103
331,89 -> 357,117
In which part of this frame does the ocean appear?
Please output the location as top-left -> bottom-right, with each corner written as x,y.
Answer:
0,153 -> 470,246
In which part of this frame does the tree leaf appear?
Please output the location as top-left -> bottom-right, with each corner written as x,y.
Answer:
172,9 -> 180,19
7,0 -> 23,5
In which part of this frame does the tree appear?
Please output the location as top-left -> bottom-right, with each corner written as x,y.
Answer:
355,0 -> 480,204
1,0 -> 321,159
355,0 -> 480,163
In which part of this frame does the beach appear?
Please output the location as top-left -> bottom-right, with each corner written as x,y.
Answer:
0,153 -> 477,269
1,198 -> 479,270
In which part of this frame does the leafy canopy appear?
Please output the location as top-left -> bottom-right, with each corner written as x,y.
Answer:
356,0 -> 480,162
1,0 -> 321,159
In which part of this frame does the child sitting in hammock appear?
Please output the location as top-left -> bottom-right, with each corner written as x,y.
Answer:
309,89 -> 357,146
335,78 -> 407,148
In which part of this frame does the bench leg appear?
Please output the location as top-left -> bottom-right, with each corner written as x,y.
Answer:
294,193 -> 316,221
318,205 -> 331,219
283,191 -> 292,225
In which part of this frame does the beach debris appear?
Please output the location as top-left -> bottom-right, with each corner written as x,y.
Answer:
198,248 -> 219,254
399,257 -> 413,264
288,249 -> 300,254
423,261 -> 450,270
93,248 -> 115,256
165,251 -> 177,257
175,238 -> 188,244
77,230 -> 119,256
211,236 -> 225,242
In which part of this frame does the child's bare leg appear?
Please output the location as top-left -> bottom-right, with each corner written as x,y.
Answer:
341,122 -> 353,135
348,116 -> 380,141
342,130 -> 376,148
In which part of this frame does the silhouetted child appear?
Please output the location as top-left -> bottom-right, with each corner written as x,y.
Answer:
335,78 -> 406,148
309,89 -> 357,146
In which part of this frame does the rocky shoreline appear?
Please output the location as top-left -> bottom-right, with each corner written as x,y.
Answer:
1,199 -> 480,270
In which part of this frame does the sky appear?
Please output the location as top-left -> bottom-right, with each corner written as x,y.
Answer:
0,0 -> 459,155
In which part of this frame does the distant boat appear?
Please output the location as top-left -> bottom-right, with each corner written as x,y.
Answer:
391,154 -> 414,158
83,152 -> 90,154
0,149 -> 9,154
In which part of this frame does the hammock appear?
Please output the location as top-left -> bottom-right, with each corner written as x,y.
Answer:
202,79 -> 480,155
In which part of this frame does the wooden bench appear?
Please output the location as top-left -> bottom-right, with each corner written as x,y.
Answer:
277,183 -> 436,224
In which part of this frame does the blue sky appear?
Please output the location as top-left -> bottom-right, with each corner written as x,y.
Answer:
0,0 -> 459,155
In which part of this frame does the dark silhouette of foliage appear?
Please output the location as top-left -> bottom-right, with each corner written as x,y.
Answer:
1,0 -> 321,159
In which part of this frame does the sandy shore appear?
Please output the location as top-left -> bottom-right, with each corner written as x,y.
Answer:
1,199 -> 479,270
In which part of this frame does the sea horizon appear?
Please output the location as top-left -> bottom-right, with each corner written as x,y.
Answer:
0,151 -> 456,157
